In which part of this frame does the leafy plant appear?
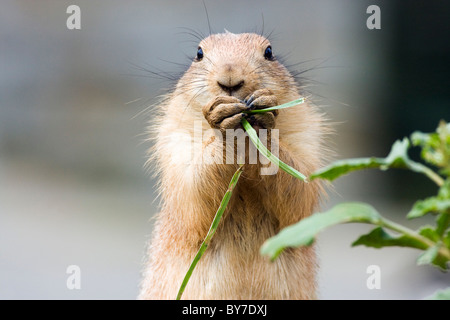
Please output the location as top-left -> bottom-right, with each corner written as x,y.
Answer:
175,93 -> 449,300
261,120 -> 450,299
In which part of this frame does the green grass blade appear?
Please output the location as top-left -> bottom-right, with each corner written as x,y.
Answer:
176,165 -> 244,300
243,97 -> 305,114
241,118 -> 308,182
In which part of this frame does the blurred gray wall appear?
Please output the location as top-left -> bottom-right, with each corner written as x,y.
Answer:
1,0 -> 448,299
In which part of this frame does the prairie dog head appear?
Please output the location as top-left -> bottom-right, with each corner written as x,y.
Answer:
175,31 -> 300,110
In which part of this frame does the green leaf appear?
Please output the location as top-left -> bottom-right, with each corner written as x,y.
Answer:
241,117 -> 308,182
407,197 -> 450,219
383,138 -> 413,168
417,243 -> 449,270
426,287 -> 450,300
310,139 -> 412,181
418,226 -> 440,242
408,179 -> 450,219
411,131 -> 432,148
309,157 -> 385,181
417,245 -> 440,266
352,227 -> 428,250
411,121 -> 450,175
243,98 -> 305,114
444,231 -> 450,248
436,213 -> 450,237
438,180 -> 450,199
311,138 -> 445,186
260,202 -> 382,260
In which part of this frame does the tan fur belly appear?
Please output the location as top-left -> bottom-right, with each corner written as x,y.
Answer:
139,209 -> 317,300
179,244 -> 317,300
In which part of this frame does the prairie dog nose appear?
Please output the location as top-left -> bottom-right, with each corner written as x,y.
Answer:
216,63 -> 245,95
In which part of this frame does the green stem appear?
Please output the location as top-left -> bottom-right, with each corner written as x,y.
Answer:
380,218 -> 450,260
408,161 -> 445,187
242,97 -> 305,114
175,165 -> 244,300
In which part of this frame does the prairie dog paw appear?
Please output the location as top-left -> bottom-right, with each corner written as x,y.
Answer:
244,89 -> 279,129
203,96 -> 247,132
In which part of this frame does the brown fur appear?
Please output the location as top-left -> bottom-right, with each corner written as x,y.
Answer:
139,32 -> 328,300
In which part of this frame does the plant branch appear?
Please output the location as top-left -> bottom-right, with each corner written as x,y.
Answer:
379,218 -> 450,260
409,161 -> 445,187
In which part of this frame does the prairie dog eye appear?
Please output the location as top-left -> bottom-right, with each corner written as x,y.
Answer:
196,47 -> 204,61
264,45 -> 273,60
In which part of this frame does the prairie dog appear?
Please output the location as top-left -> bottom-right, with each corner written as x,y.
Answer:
139,31 -> 327,299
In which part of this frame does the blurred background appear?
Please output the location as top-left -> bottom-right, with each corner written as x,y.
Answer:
1,0 -> 449,299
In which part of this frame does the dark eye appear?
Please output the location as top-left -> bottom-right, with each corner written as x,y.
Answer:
196,47 -> 204,61
264,45 -> 273,60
